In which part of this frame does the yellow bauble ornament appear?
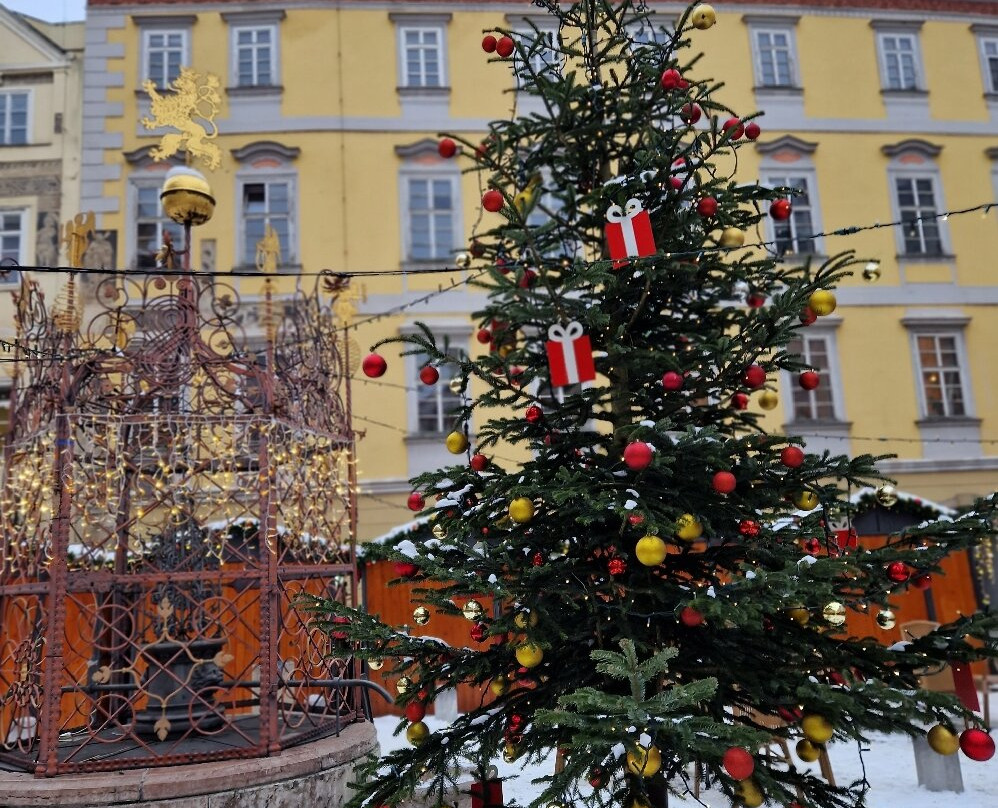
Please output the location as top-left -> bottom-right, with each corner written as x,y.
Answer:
801,713 -> 834,744
514,610 -> 539,629
734,778 -> 764,808
719,227 -> 745,248
927,724 -> 960,756
508,497 -> 535,524
758,390 -> 779,410
412,606 -> 430,625
690,4 -> 716,29
676,514 -> 703,542
503,742 -> 523,762
445,431 -> 469,454
794,491 -> 819,511
808,289 -> 837,316
406,720 -> 430,746
626,744 -> 662,777
462,600 -> 484,621
796,738 -> 821,762
635,534 -> 669,566
515,642 -> 544,668
786,605 -> 810,626
489,674 -> 510,696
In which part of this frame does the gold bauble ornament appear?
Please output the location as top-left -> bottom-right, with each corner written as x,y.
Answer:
808,289 -> 837,316
515,642 -> 544,668
786,605 -> 810,626
432,523 -> 446,540
160,166 -> 215,226
690,4 -> 717,30
796,738 -> 821,762
489,674 -> 510,696
876,608 -> 897,630
927,724 -> 960,756
462,600 -> 484,621
794,491 -> 819,511
758,390 -> 779,410
448,376 -> 464,395
413,606 -> 431,625
734,778 -> 764,808
801,713 -> 834,744
635,534 -> 668,566
822,601 -> 847,627
876,484 -> 899,508
503,742 -> 523,762
455,251 -> 472,269
406,720 -> 430,746
719,227 -> 745,248
862,260 -> 882,282
625,744 -> 662,777
675,514 -> 703,542
508,497 -> 535,524
367,657 -> 384,670
396,676 -> 412,694
445,431 -> 469,454
514,610 -> 539,629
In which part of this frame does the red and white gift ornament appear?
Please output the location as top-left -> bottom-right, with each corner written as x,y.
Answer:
545,321 -> 596,388
605,198 -> 657,269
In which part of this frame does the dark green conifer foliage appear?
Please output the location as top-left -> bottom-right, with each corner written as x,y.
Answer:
311,3 -> 997,807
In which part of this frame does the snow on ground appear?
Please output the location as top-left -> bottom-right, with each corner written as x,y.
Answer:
374,714 -> 996,807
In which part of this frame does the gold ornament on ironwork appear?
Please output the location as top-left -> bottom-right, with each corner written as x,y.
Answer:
141,67 -> 222,171
62,211 -> 94,268
256,224 -> 281,274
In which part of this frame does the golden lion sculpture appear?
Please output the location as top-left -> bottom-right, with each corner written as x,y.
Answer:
141,67 -> 222,170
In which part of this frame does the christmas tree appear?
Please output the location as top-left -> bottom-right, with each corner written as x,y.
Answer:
317,3 -> 998,807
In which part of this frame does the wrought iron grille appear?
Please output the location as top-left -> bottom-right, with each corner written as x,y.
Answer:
0,269 -> 361,775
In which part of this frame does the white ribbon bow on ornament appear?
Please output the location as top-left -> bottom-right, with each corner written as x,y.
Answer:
548,321 -> 585,381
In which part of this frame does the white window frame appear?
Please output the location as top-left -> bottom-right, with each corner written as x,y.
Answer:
237,174 -> 297,268
874,27 -> 924,91
401,322 -> 471,440
974,27 -> 998,94
141,27 -> 189,87
231,24 -> 279,87
403,175 -> 458,263
0,90 -> 30,146
891,173 -> 947,257
131,180 -> 184,269
0,209 -> 27,265
412,346 -> 467,435
763,172 -> 821,256
752,27 -> 798,88
627,17 -> 673,49
783,330 -> 846,423
905,323 -> 974,420
511,25 -> 561,90
396,24 -> 447,88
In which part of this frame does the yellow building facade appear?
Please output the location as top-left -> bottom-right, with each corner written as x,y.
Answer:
78,0 -> 998,542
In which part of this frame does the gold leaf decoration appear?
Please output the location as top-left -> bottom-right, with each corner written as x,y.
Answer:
141,67 -> 222,171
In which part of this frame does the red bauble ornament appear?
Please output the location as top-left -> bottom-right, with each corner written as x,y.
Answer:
712,470 -> 737,494
912,573 -> 932,590
495,35 -> 515,57
660,68 -> 683,90
770,199 -> 792,220
799,306 -> 817,326
781,446 -> 805,468
743,363 -> 766,389
886,561 -> 910,583
588,766 -> 608,788
394,560 -> 420,577
470,453 -> 489,472
731,391 -> 749,410
739,519 -> 761,537
623,441 -> 654,470
608,557 -> 627,576
330,615 -> 350,640
662,371 -> 684,391
482,35 -> 497,53
476,328 -> 492,344
362,353 -> 387,378
482,189 -> 504,212
518,268 -> 537,288
407,491 -> 426,511
722,747 -> 755,781
799,370 -> 820,390
777,706 -> 803,722
746,293 -> 766,308
722,117 -> 745,140
745,121 -> 762,140
405,701 -> 427,722
419,365 -> 440,385
532,551 -> 544,566
696,196 -> 718,217
470,622 -> 488,642
437,138 -> 457,159
508,713 -> 526,731
470,240 -> 485,258
679,606 -> 704,627
803,538 -> 822,555
525,405 -> 543,424
628,513 -> 645,526
670,176 -> 683,190
680,102 -> 702,124
960,728 -> 995,761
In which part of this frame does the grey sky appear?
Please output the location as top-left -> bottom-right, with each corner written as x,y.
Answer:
3,1 -> 86,23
